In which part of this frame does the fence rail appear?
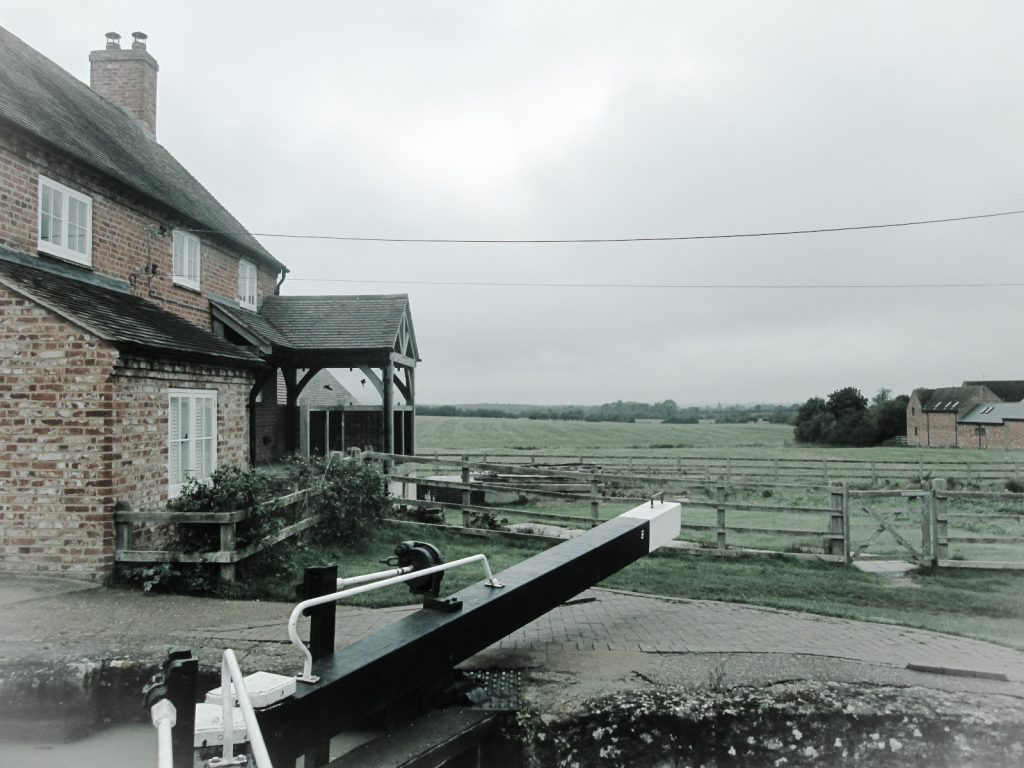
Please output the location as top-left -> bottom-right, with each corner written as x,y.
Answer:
419,452 -> 1024,486
114,488 -> 319,582
363,451 -> 1024,570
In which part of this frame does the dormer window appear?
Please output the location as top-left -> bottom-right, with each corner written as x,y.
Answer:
172,230 -> 201,290
38,176 -> 92,266
238,259 -> 257,310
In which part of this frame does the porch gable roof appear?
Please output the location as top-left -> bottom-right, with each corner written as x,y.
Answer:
211,293 -> 419,367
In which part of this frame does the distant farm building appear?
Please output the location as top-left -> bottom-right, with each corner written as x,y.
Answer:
906,381 -> 1024,449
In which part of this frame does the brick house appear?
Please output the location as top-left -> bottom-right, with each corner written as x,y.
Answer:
906,381 -> 1024,449
0,28 -> 417,579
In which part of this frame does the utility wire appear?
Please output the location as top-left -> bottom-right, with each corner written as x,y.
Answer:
188,208 -> 1024,245
284,277 -> 1024,290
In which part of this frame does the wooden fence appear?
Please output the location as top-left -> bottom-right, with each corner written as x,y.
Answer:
362,452 -> 1024,569
423,452 -> 1024,487
113,488 -> 320,582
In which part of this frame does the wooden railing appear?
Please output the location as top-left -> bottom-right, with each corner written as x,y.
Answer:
420,452 -> 1024,486
363,451 -> 840,560
114,489 -> 320,582
362,452 -> 1024,569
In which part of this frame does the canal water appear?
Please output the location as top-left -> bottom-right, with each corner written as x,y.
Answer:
0,724 -> 389,767
1,724 -> 154,767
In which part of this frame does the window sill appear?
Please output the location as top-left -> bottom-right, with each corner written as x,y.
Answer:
37,247 -> 93,270
173,280 -> 202,294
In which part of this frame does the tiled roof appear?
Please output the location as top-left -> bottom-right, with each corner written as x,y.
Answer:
257,294 -> 411,351
297,369 -> 357,408
962,380 -> 1024,403
209,294 -> 291,349
0,249 -> 261,366
921,386 -> 988,412
0,25 -> 284,275
959,403 -> 1024,425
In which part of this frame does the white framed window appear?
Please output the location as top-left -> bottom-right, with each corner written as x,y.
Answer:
167,389 -> 217,498
172,230 -> 201,290
238,259 -> 258,310
38,176 -> 92,265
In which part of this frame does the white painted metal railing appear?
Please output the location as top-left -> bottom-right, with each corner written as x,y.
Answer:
151,699 -> 176,768
208,648 -> 274,768
289,554 -> 504,681
336,565 -> 414,588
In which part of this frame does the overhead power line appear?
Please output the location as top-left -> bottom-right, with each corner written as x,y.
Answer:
285,277 -> 1024,290
190,207 -> 1024,245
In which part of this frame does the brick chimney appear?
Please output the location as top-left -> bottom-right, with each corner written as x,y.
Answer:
89,31 -> 159,135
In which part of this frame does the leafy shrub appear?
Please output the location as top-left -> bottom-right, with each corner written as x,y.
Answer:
286,454 -> 391,542
168,464 -> 282,550
119,458 -> 390,595
1005,479 -> 1024,494
466,511 -> 509,530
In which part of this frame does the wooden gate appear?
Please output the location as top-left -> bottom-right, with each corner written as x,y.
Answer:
850,489 -> 948,565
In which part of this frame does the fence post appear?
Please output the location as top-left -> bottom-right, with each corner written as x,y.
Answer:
115,521 -> 133,552
715,484 -> 727,551
726,458 -> 732,483
590,473 -> 601,525
219,520 -> 236,583
774,459 -> 780,483
822,460 -> 829,484
920,490 -> 934,565
871,462 -> 878,487
461,456 -> 471,511
931,478 -> 949,563
966,462 -> 972,484
827,482 -> 848,561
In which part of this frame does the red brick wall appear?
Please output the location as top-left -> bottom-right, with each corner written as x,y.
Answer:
956,420 -> 1024,450
906,393 -> 927,447
110,357 -> 252,514
89,46 -> 158,135
253,403 -> 289,464
0,286 -> 257,579
925,412 -> 959,448
0,131 -> 280,330
0,286 -> 118,579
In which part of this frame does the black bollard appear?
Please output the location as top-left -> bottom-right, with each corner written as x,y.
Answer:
296,565 -> 338,768
163,649 -> 198,768
297,563 -> 339,662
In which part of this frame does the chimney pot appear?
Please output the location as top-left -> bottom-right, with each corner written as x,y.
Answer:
131,31 -> 148,50
104,32 -> 121,50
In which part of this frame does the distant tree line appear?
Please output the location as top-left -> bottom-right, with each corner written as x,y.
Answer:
417,400 -> 799,425
794,387 -> 908,447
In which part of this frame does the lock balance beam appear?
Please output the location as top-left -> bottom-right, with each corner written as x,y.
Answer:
256,500 -> 681,764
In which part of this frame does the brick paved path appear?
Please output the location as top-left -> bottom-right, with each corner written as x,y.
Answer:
189,588 -> 1024,683
488,588 -> 1024,682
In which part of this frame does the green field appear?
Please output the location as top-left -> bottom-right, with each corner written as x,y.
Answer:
415,415 -> 1024,463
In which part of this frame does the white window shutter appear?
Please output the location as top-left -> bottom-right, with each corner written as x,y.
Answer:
168,397 -> 181,486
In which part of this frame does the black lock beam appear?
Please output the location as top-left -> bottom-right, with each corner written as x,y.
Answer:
257,501 -> 679,766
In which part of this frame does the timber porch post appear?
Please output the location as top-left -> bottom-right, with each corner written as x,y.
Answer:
383,358 -> 395,456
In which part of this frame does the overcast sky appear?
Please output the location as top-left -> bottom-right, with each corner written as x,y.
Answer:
7,3 -> 1024,405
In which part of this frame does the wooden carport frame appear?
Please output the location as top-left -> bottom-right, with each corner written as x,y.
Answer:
210,295 -> 419,462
